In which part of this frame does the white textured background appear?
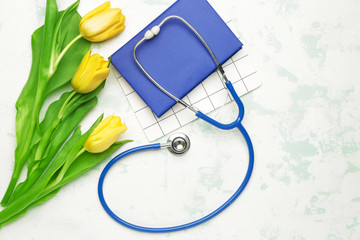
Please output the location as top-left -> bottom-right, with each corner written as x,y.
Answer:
0,0 -> 359,239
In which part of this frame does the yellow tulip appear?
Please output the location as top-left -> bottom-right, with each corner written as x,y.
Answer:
79,1 -> 125,42
84,115 -> 127,153
71,50 -> 110,94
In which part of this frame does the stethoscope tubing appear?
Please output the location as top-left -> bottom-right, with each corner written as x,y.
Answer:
98,123 -> 254,233
98,15 -> 255,233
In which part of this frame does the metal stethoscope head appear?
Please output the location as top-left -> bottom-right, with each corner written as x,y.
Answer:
162,132 -> 191,154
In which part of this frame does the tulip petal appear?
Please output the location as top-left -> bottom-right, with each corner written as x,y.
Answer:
88,53 -> 101,68
71,51 -> 110,93
78,50 -> 91,73
80,1 -> 111,28
91,115 -> 114,137
95,56 -> 108,70
101,59 -> 110,69
72,50 -> 91,86
72,69 -> 94,93
109,117 -> 122,128
84,115 -> 127,153
80,9 -> 123,39
83,68 -> 110,93
88,129 -> 121,152
80,1 -> 126,42
93,67 -> 110,86
86,22 -> 125,42
72,65 -> 96,93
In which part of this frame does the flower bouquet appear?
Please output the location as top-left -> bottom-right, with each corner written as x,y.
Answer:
0,0 -> 130,227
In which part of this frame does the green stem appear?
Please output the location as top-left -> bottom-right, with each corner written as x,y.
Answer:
59,90 -> 77,116
54,34 -> 82,67
75,147 -> 86,159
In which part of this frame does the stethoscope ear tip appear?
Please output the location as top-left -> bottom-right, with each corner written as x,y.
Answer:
165,132 -> 191,155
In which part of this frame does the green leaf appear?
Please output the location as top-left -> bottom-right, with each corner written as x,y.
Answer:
0,127 -> 82,225
46,12 -> 90,95
24,126 -> 83,196
29,91 -> 72,148
41,140 -> 132,199
14,26 -> 43,162
36,114 -> 104,187
39,91 -> 72,134
24,98 -> 98,196
11,88 -> 101,205
6,148 -> 37,205
10,95 -> 98,206
0,136 -> 130,226
43,97 -> 98,161
0,140 -> 130,228
1,0 -> 85,207
1,25 -> 44,207
0,188 -> 61,228
63,140 -> 132,183
14,26 -> 43,139
53,0 -> 80,54
39,0 -> 58,81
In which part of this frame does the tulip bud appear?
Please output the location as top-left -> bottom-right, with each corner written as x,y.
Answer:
84,115 -> 127,153
71,50 -> 110,94
79,1 -> 125,42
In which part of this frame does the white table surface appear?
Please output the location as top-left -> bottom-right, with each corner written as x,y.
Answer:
0,0 -> 359,239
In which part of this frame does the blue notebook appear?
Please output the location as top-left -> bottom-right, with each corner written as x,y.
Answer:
111,0 -> 242,117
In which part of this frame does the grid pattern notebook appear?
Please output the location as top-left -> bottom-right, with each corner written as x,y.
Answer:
113,6 -> 261,141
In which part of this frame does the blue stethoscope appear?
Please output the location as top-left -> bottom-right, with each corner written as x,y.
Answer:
98,15 -> 254,233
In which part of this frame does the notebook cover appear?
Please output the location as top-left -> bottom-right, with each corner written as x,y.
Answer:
111,0 -> 242,117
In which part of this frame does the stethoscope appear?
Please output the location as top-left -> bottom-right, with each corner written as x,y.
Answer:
98,15 -> 254,233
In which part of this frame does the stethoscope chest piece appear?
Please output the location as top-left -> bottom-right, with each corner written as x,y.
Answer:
165,133 -> 190,154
